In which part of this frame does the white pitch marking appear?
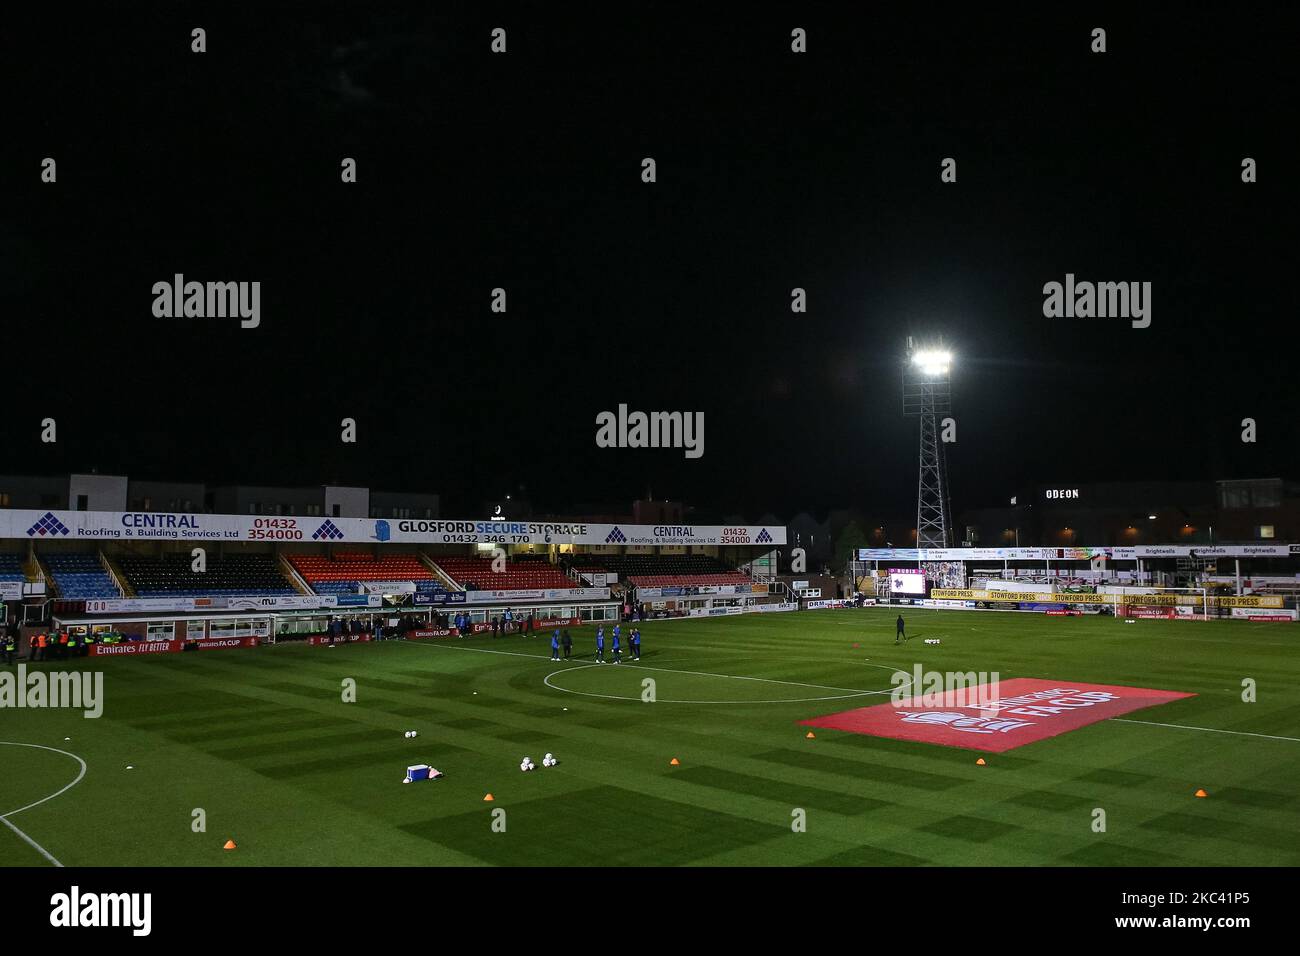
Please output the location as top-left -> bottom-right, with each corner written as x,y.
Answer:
401,639 -> 912,703
1110,718 -> 1300,743
0,742 -> 88,867
400,639 -> 1297,738
542,662 -> 907,704
403,639 -> 903,694
398,640 -> 686,670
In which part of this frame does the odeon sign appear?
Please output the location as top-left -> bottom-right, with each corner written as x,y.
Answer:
2,509 -> 786,547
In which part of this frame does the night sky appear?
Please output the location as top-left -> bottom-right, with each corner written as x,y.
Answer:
4,4 -> 1295,519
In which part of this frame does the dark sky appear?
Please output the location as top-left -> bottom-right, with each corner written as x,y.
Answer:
4,4 -> 1296,519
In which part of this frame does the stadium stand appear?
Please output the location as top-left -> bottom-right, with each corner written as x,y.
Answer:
566,554 -> 751,588
432,556 -> 574,591
116,553 -> 297,597
43,553 -> 121,599
0,553 -> 25,583
289,553 -> 442,595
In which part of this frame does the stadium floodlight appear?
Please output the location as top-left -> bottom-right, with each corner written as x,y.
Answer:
911,349 -> 953,378
903,337 -> 955,549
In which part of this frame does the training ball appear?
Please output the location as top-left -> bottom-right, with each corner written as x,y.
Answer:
544,752 -> 554,762
410,730 -> 418,738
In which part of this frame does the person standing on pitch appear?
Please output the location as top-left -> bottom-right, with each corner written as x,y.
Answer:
595,624 -> 605,663
630,627 -> 641,661
895,613 -> 907,645
561,628 -> 572,659
550,629 -> 561,661
610,627 -> 622,664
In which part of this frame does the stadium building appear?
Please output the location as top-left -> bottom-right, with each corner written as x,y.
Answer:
851,475 -> 1300,622
0,474 -> 789,655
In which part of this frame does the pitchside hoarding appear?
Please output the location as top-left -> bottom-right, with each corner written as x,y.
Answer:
3,510 -> 784,547
635,583 -> 767,598
83,595 -> 362,613
929,588 -> 1285,608
465,587 -> 610,603
859,545 -> 1292,560
90,637 -> 260,656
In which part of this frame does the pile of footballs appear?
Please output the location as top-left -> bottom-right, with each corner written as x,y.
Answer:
520,753 -> 558,772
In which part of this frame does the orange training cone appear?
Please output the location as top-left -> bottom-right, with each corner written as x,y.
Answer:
483,793 -> 495,801
975,758 -> 986,766
1195,789 -> 1208,798
669,758 -> 680,766
806,731 -> 816,738
223,840 -> 237,850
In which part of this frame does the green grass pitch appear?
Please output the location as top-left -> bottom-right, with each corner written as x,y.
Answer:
3,608 -> 1298,866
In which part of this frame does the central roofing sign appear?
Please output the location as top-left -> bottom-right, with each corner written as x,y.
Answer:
3,510 -> 785,547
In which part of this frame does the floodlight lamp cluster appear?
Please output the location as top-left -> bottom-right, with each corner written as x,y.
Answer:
911,349 -> 952,377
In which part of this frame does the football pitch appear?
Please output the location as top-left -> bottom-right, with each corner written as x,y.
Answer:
3,608 -> 1298,867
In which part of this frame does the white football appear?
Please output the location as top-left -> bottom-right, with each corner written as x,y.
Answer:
410,731 -> 418,738
544,753 -> 554,762
527,761 -> 536,771
520,762 -> 529,772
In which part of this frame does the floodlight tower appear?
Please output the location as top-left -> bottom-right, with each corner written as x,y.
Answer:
903,338 -> 954,549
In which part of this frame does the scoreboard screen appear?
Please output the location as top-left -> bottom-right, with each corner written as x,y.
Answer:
888,568 -> 927,595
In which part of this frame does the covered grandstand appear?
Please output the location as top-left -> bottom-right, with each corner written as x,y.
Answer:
0,507 -> 787,652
